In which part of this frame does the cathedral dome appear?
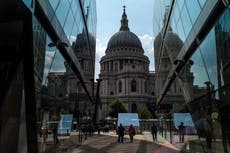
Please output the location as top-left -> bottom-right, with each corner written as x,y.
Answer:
107,31 -> 142,50
154,32 -> 162,51
154,27 -> 183,51
74,29 -> 95,49
106,6 -> 143,52
164,27 -> 183,49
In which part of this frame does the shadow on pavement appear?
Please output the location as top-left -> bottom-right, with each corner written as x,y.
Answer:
70,134 -> 179,153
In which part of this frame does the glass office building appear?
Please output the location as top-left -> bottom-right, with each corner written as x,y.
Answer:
153,0 -> 230,152
0,0 -> 96,153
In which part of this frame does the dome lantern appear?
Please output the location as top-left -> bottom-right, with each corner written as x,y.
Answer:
119,5 -> 130,31
106,6 -> 143,51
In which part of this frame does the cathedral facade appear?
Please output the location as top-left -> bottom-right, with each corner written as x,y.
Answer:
99,7 -> 155,118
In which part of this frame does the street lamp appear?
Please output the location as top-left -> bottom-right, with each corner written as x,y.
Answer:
48,40 -> 68,48
169,114 -> 172,144
204,81 -> 214,149
93,78 -> 102,127
204,81 -> 214,115
173,59 -> 185,65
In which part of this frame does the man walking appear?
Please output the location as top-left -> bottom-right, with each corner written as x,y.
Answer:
117,123 -> 125,143
151,123 -> 158,142
178,122 -> 185,142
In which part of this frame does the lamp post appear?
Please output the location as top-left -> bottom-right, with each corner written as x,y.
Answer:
204,81 -> 213,149
72,93 -> 78,131
164,117 -> 167,139
48,40 -> 68,48
93,78 -> 102,127
90,78 -> 94,100
169,114 -> 172,144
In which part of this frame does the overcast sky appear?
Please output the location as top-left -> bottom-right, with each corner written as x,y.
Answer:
95,0 -> 155,79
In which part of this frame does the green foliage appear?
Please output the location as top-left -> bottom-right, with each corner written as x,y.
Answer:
146,103 -> 156,118
138,105 -> 152,119
108,98 -> 128,118
180,101 -> 190,112
60,108 -> 70,114
51,114 -> 61,121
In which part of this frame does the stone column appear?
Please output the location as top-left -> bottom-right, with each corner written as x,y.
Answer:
109,61 -> 111,72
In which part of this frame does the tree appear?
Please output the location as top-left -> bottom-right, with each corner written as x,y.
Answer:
60,108 -> 70,114
138,105 -> 152,119
108,98 -> 128,118
146,103 -> 156,118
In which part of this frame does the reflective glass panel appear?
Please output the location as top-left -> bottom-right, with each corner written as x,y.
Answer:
180,4 -> 192,38
175,18 -> 186,42
64,9 -> 75,38
185,0 -> 201,24
197,0 -> 206,8
49,0 -> 60,11
176,0 -> 185,12
55,0 -> 70,27
199,29 -> 218,90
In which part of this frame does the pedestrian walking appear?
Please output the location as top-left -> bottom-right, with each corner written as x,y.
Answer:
53,126 -> 59,144
128,124 -> 136,143
204,118 -> 212,148
117,123 -> 125,143
42,127 -> 48,143
151,122 -> 158,142
97,124 -> 101,135
178,122 -> 185,142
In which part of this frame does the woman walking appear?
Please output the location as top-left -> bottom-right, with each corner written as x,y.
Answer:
128,124 -> 136,143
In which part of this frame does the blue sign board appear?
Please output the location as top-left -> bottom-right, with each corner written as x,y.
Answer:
58,114 -> 73,134
118,113 -> 139,127
173,113 -> 195,129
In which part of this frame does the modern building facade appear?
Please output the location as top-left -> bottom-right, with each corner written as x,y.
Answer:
99,7 -> 155,119
154,15 -> 194,114
0,0 -> 96,153
153,0 -> 230,152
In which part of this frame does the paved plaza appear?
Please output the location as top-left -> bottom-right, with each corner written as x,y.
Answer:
65,131 -> 184,153
41,131 -> 224,153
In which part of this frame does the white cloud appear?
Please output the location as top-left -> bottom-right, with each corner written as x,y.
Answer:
45,50 -> 55,64
96,38 -> 106,57
95,38 -> 106,78
139,34 -> 155,71
139,34 -> 154,52
68,35 -> 76,46
43,50 -> 55,84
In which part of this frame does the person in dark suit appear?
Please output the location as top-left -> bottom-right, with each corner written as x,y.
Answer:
117,123 -> 125,143
178,122 -> 185,142
151,123 -> 158,142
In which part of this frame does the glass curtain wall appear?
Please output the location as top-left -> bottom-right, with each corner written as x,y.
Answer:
153,0 -> 230,152
29,0 -> 97,152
